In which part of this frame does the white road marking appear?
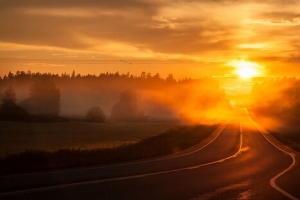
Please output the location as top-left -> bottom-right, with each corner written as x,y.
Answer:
1,121 -> 245,197
246,109 -> 299,200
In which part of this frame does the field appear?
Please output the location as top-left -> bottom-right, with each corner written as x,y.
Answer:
0,123 -> 216,174
0,121 -> 180,157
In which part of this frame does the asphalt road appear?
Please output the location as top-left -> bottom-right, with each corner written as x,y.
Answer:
1,109 -> 300,200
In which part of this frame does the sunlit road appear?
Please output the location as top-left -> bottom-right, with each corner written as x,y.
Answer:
1,109 -> 300,199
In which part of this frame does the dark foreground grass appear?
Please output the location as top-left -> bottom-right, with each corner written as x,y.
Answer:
0,124 -> 216,175
270,131 -> 300,152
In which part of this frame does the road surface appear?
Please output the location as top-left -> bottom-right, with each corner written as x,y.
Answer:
1,109 -> 300,199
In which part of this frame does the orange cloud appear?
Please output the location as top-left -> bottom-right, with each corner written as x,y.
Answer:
0,0 -> 299,78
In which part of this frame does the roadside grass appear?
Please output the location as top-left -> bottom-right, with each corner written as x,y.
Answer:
0,124 -> 216,175
270,131 -> 300,152
249,114 -> 300,152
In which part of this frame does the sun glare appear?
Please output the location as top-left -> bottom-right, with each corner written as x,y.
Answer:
235,60 -> 259,79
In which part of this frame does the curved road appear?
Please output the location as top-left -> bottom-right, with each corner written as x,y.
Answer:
1,109 -> 300,199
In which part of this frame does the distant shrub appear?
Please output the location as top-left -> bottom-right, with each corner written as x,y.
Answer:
0,105 -> 30,121
85,106 -> 106,123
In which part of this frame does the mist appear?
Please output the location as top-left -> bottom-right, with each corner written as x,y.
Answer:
0,71 -> 232,124
248,77 -> 300,131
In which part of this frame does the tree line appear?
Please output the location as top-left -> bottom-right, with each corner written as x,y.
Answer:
0,70 -> 176,83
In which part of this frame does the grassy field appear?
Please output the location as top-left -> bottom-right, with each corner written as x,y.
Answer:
0,124 -> 216,174
0,121 -> 180,157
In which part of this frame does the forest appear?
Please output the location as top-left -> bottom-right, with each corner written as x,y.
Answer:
0,71 -> 231,123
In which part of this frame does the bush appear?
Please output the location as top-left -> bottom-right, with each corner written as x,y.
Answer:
85,106 -> 106,123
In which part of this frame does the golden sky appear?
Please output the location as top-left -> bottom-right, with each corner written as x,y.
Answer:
0,0 -> 299,78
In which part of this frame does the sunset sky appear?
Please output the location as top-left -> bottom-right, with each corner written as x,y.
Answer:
0,0 -> 299,78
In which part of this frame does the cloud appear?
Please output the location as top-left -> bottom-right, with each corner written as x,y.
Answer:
0,0 -> 299,77
0,0 -> 158,11
0,0 -> 160,51
252,11 -> 300,27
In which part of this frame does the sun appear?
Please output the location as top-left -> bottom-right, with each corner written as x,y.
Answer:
235,60 -> 259,79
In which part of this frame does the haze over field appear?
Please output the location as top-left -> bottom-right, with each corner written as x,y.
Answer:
0,72 -> 231,123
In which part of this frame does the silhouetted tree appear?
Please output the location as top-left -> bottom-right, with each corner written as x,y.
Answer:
7,71 -> 14,80
2,75 -> 8,81
165,74 -> 176,83
140,71 -> 147,80
0,86 -> 30,121
111,90 -> 147,122
22,78 -> 60,116
85,107 -> 106,123
71,70 -> 76,79
1,86 -> 16,107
